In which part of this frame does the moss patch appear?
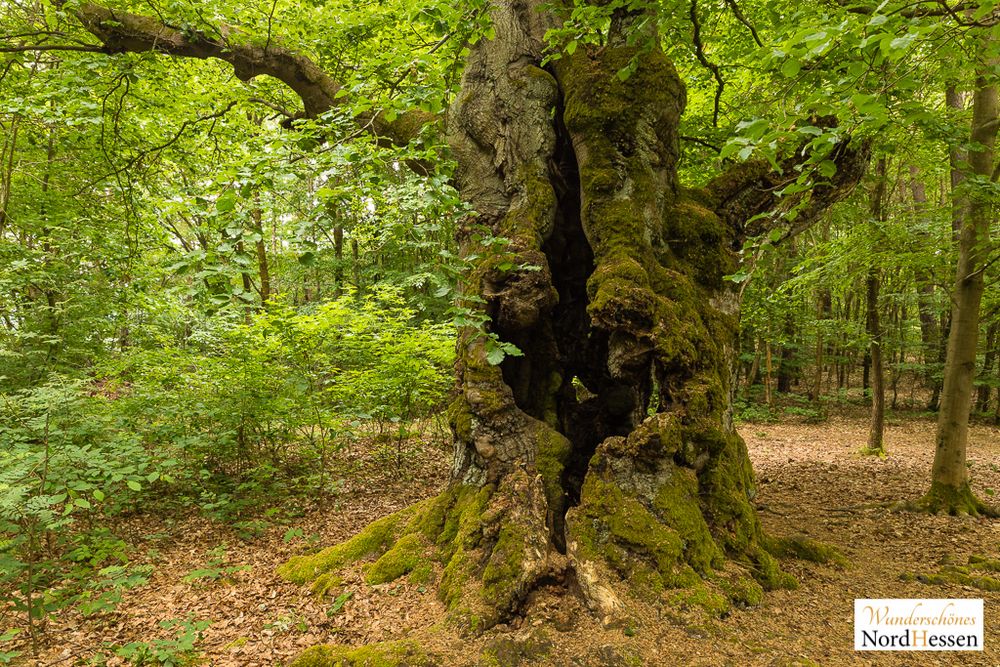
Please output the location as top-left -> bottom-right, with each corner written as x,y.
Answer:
277,507 -> 417,587
289,640 -> 435,667
904,553 -> 1000,592
764,535 -> 849,568
365,533 -> 429,585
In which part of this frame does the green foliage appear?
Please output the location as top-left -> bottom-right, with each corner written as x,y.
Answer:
112,616 -> 211,666
0,377 -> 165,640
181,545 -> 248,584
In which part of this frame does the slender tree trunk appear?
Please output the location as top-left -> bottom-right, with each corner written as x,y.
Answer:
334,225 -> 344,298
926,66 -> 998,515
0,114 -> 17,237
251,192 -> 271,305
865,160 -> 887,454
866,275 -> 885,453
975,318 -> 998,412
908,165 -> 942,399
747,340 -> 761,390
776,315 -> 796,395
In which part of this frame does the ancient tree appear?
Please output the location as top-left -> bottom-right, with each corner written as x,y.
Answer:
59,0 -> 867,641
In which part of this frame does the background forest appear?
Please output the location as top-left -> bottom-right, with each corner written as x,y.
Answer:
1,0 -> 999,664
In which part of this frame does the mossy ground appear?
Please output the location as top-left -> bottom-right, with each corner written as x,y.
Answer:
902,553 -> 1000,592
763,535 -> 849,568
288,640 -> 435,667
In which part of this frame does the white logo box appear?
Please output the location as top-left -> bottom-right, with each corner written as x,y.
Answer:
855,599 -> 983,651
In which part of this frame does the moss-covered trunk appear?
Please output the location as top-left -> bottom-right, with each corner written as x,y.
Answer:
281,1 -> 867,644
440,1 -> 793,626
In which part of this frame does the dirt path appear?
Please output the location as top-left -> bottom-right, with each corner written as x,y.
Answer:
17,414 -> 1000,666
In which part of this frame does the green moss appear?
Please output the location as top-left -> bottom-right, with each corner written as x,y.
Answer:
365,533 -> 428,585
289,640 -> 433,667
764,535 -> 849,568
968,554 -> 1000,572
481,520 -> 528,607
651,466 -> 723,574
310,572 -> 344,597
749,545 -> 798,591
534,426 -> 571,518
906,554 -> 1000,592
277,508 -> 415,585
919,481 -> 993,516
448,398 -> 475,442
434,486 -> 495,628
568,460 -> 687,599
664,583 -> 729,615
717,574 -> 765,607
916,567 -> 1000,592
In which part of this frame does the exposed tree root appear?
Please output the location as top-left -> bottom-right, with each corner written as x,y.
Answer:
902,482 -> 1000,517
279,470 -> 558,634
902,554 -> 1000,593
763,534 -> 849,568
823,500 -> 894,514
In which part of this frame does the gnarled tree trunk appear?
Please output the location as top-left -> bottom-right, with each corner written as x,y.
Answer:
220,0 -> 867,639
279,0 -> 863,631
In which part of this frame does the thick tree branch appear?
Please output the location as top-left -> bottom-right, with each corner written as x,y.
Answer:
708,135 -> 871,241
64,2 -> 436,147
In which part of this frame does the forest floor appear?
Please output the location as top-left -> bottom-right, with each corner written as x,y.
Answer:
15,409 -> 1000,667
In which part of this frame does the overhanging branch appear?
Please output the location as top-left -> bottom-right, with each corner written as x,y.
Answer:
708,135 -> 871,241
61,2 -> 436,148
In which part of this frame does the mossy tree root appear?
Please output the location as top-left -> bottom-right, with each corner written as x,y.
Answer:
564,415 -> 796,626
278,469 -> 558,634
913,482 -> 999,517
763,534 -> 849,568
288,640 -> 435,667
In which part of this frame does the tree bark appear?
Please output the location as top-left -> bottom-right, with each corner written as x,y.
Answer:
926,64 -> 998,515
975,317 -> 997,412
865,159 -> 887,454
907,165 -> 943,401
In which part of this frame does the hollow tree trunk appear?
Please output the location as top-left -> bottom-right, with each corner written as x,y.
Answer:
279,0 -> 866,632
926,65 -> 998,515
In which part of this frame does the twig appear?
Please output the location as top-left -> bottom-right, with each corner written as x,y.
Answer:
689,0 -> 724,127
724,0 -> 764,47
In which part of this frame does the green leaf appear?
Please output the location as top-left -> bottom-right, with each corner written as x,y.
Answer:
328,591 -> 354,615
486,345 -> 506,366
216,191 -> 237,213
93,489 -> 105,502
127,481 -> 142,492
780,59 -> 802,78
